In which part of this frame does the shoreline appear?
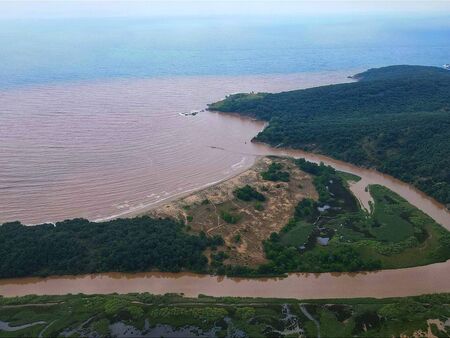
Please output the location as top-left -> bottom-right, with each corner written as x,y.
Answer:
98,112 -> 449,228
122,110 -> 450,229
95,155 -> 265,222
0,70 -> 357,225
2,70 -> 448,227
14,136 -> 450,229
1,77 -> 449,299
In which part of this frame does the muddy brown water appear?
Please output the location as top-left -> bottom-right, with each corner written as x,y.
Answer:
0,260 -> 449,298
1,71 -> 448,228
1,71 -> 449,298
0,71 -> 355,225
1,71 -> 448,227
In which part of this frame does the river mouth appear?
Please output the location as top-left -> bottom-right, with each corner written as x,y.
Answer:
1,71 -> 448,227
0,71 -> 356,225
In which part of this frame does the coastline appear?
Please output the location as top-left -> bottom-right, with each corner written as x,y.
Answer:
90,136 -> 449,229
97,110 -> 449,228
129,129 -> 450,229
1,70 -> 358,225
4,107 -> 448,229
97,155 -> 265,222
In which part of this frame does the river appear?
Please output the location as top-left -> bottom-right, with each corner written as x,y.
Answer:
0,260 -> 449,299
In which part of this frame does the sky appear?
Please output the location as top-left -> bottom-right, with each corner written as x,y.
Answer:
1,1 -> 449,19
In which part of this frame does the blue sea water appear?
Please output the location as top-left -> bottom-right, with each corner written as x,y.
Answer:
0,14 -> 449,88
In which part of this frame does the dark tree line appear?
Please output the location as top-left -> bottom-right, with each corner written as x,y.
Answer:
0,216 -> 223,278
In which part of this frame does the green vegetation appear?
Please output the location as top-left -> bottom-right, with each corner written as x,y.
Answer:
254,201 -> 264,211
279,220 -> 314,247
233,234 -> 242,243
0,292 -> 449,337
209,65 -> 450,207
148,306 -> 228,326
233,184 -> 266,202
261,162 -> 290,182
0,216 -> 224,278
351,64 -> 450,81
210,251 -> 229,268
261,160 -> 450,274
220,210 -> 241,224
370,185 -> 416,242
337,171 -> 361,183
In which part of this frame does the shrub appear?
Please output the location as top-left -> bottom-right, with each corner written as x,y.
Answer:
234,185 -> 266,202
220,211 -> 241,224
261,163 -> 290,182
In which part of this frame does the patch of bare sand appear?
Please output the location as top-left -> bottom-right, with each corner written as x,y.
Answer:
148,157 -> 317,266
407,318 -> 449,338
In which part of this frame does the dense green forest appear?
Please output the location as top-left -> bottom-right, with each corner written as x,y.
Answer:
0,216 -> 223,278
1,292 -> 449,338
208,65 -> 450,206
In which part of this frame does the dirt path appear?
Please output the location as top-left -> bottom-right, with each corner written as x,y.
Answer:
0,320 -> 46,332
300,304 -> 321,338
38,320 -> 56,338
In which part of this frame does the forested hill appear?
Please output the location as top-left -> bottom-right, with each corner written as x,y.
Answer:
208,65 -> 450,207
351,65 -> 450,81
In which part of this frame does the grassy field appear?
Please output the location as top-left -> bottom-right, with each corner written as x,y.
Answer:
280,221 -> 314,247
354,185 -> 450,268
337,171 -> 361,183
0,293 -> 449,337
370,185 -> 415,242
